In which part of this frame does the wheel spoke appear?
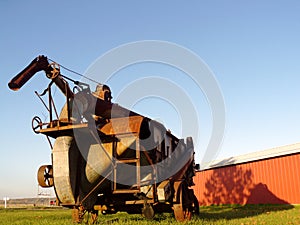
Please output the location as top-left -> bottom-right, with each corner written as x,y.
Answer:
38,165 -> 53,187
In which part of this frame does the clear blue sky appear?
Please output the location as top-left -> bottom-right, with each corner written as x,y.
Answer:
1,1 -> 300,198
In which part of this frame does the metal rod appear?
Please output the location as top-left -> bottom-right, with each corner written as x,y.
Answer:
35,91 -> 50,112
46,136 -> 53,149
80,171 -> 112,204
136,138 -> 141,190
113,139 -> 117,191
66,82 -> 71,122
51,96 -> 59,120
48,86 -> 52,122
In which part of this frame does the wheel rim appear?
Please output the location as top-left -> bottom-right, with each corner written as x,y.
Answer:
173,182 -> 193,222
37,165 -> 54,187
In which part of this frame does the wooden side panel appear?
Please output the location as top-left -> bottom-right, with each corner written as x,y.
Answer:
194,153 -> 300,205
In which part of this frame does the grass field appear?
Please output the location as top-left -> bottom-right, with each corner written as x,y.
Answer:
0,205 -> 300,225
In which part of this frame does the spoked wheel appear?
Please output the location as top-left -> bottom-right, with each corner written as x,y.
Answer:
173,181 -> 196,222
32,116 -> 43,133
37,165 -> 54,187
72,206 -> 98,224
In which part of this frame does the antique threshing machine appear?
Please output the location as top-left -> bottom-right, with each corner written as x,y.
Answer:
8,55 -> 199,223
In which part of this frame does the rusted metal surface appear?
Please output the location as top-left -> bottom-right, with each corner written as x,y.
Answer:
72,205 -> 98,224
37,165 -> 53,187
8,56 -> 49,91
8,55 -> 199,222
98,115 -> 145,136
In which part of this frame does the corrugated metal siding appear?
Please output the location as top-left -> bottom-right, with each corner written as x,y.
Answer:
194,153 -> 300,205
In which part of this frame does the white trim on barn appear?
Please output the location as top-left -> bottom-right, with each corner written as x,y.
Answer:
202,142 -> 300,170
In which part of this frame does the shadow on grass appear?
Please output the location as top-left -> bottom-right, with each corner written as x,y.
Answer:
199,204 -> 294,220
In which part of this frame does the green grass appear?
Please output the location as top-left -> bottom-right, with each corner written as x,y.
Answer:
0,207 -> 70,225
0,205 -> 300,225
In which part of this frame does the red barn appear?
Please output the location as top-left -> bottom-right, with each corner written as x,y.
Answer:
194,143 -> 300,205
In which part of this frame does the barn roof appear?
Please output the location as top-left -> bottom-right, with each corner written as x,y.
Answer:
202,142 -> 300,170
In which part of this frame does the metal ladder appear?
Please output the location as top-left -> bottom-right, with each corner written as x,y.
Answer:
112,138 -> 141,194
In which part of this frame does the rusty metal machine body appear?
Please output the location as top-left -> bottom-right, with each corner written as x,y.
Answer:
8,55 -> 199,222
